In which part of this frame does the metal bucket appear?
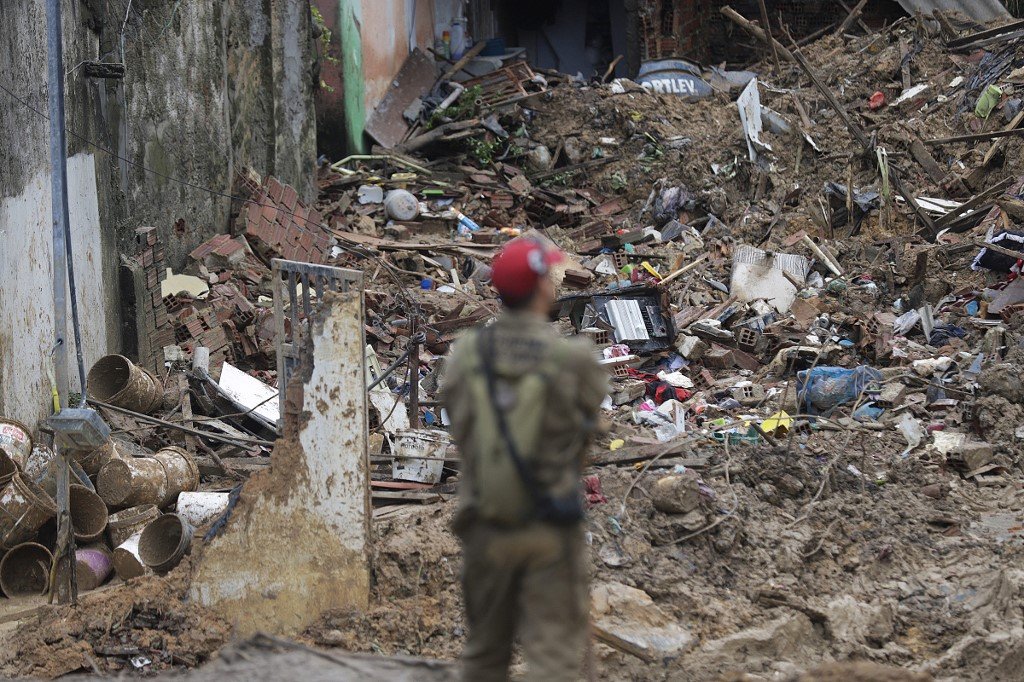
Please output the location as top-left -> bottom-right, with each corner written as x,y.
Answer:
0,417 -> 32,470
107,504 -> 160,547
152,447 -> 200,507
70,484 -> 108,542
0,542 -> 52,597
175,491 -> 229,527
112,532 -> 148,581
97,456 -> 168,509
0,473 -> 57,549
392,429 -> 451,484
138,513 -> 193,574
86,355 -> 164,414
75,546 -> 113,591
71,438 -> 127,477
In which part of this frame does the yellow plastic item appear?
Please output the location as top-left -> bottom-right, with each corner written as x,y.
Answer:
761,411 -> 793,436
610,439 -> 625,451
641,261 -> 662,280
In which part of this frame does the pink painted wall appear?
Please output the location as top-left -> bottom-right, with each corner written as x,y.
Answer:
361,0 -> 436,113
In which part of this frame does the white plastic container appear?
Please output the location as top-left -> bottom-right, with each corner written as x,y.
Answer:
112,532 -> 147,581
175,491 -> 230,527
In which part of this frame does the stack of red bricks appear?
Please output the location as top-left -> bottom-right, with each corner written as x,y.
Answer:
235,174 -> 332,265
134,227 -> 175,372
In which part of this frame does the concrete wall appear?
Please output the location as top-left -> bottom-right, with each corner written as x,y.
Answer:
0,0 -> 318,429
191,288 -> 370,635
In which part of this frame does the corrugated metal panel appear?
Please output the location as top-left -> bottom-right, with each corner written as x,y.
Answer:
896,0 -> 1011,24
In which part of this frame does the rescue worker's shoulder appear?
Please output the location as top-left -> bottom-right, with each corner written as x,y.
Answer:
553,334 -> 607,376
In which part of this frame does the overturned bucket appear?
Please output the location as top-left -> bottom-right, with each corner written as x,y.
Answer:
75,546 -> 113,591
70,484 -> 108,543
0,473 -> 57,549
87,355 -> 164,414
175,491 -> 229,528
112,532 -> 148,581
152,447 -> 200,507
71,438 -> 127,477
0,542 -> 52,597
138,513 -> 193,574
0,417 -> 32,470
97,456 -> 168,509
107,504 -> 160,547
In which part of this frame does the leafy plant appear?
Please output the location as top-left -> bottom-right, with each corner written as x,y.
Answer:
466,136 -> 501,165
311,7 -> 339,66
428,86 -> 484,128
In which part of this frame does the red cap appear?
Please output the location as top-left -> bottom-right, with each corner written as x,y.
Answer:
490,238 -> 565,305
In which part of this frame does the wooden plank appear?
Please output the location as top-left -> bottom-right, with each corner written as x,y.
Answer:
720,6 -> 796,62
926,128 -> 1024,145
946,20 -> 1024,50
365,48 -> 438,149
934,177 -> 1013,229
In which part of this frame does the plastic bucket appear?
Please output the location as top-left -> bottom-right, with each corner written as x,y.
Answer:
70,484 -> 108,542
71,438 -> 127,477
112,532 -> 148,581
75,547 -> 113,591
175,491 -> 229,527
22,444 -> 56,483
0,542 -> 52,597
107,504 -> 160,547
38,457 -> 95,497
138,513 -> 193,574
152,447 -> 200,507
0,418 -> 32,470
86,355 -> 164,414
97,456 -> 168,509
392,429 -> 451,484
0,473 -> 57,549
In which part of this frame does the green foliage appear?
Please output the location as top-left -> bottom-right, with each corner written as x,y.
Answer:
428,86 -> 484,128
467,136 -> 502,165
311,7 -> 339,66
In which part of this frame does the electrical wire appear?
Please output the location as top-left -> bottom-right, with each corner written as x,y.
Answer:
0,79 -> 420,314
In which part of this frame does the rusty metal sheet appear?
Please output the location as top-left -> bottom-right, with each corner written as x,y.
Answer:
364,48 -> 437,149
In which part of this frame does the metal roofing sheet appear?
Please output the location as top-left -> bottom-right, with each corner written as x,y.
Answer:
896,0 -> 1011,24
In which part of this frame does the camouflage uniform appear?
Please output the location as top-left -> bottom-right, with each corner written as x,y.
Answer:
441,311 -> 608,681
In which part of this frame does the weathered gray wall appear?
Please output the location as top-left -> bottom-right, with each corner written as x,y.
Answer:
0,0 -> 318,428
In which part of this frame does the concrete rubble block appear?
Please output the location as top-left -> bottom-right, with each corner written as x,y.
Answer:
956,441 -> 996,471
823,595 -> 895,647
700,613 -> 820,669
591,581 -> 695,661
675,334 -> 709,360
651,472 -> 701,514
612,379 -> 647,406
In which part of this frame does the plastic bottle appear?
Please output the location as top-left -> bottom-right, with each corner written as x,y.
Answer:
441,31 -> 451,60
454,210 -> 480,236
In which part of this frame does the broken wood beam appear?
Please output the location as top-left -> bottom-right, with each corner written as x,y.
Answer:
909,137 -> 946,183
756,0 -> 781,71
934,177 -> 1012,229
926,128 -> 1024,146
837,0 -> 869,35
439,40 -> 487,83
396,118 -> 482,154
720,6 -> 796,63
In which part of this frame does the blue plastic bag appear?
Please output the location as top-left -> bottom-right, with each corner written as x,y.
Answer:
797,365 -> 883,415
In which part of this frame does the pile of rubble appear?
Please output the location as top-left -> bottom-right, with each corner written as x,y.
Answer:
7,6 -> 1024,680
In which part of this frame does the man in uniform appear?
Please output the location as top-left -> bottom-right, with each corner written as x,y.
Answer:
441,237 -> 608,681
